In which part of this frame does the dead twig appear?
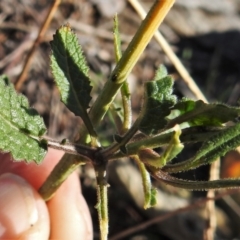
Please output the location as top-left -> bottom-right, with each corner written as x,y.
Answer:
128,0 -> 207,102
109,189 -> 240,240
68,19 -> 132,42
204,161 -> 220,240
14,0 -> 61,91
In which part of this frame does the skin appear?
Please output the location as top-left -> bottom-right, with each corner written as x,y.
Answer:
0,148 -> 93,240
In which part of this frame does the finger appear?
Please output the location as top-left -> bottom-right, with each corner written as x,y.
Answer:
48,170 -> 93,240
0,173 -> 50,240
0,149 -> 93,239
0,148 -> 64,189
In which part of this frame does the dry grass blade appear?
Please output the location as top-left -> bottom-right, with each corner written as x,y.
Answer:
128,0 -> 207,103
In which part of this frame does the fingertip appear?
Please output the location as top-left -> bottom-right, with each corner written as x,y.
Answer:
48,172 -> 93,240
0,173 -> 50,240
0,149 -> 64,189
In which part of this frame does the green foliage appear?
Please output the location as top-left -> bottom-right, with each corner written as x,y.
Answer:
0,75 -> 47,163
153,64 -> 168,80
134,156 -> 157,209
1,5 -> 240,239
137,126 -> 183,168
150,168 -> 240,191
163,122 -> 240,173
139,72 -> 177,135
50,24 -> 92,111
50,25 -> 96,137
156,125 -> 183,167
167,99 -> 240,127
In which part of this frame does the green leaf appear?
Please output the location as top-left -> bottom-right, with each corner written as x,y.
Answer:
153,64 -> 168,81
149,168 -> 240,190
149,187 -> 157,206
0,75 -> 47,163
158,125 -> 183,167
138,126 -> 183,168
50,24 -> 96,136
134,156 -> 156,209
167,99 -> 240,128
163,122 -> 240,173
139,76 -> 177,135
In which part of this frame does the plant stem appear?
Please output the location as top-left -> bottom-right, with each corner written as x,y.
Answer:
149,167 -> 240,190
94,162 -> 109,240
38,154 -> 86,201
97,182 -> 108,240
101,117 -> 142,158
39,137 -> 97,200
128,0 -> 207,103
113,14 -> 132,132
120,84 -> 132,132
86,0 -> 175,129
45,137 -> 96,159
133,155 -> 153,209
110,0 -> 175,84
109,127 -> 223,159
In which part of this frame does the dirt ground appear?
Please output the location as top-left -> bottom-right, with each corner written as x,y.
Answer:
1,0 -> 240,239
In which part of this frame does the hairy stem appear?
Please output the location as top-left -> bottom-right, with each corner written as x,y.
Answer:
101,117 -> 142,158
113,15 -> 132,133
149,167 -> 240,190
94,158 -> 109,240
38,154 -> 86,201
97,182 -> 108,240
109,127 -> 222,160
110,0 -> 175,84
133,156 -> 154,209
45,137 -> 96,159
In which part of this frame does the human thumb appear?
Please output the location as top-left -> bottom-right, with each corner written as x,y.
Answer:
0,173 -> 50,240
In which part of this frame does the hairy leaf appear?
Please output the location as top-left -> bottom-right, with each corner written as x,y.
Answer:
134,156 -> 157,209
167,99 -> 240,128
158,125 -> 183,166
163,122 -> 240,173
138,126 -> 183,168
139,76 -> 177,135
153,64 -> 168,81
0,75 -> 47,163
149,168 -> 240,190
50,24 -> 95,135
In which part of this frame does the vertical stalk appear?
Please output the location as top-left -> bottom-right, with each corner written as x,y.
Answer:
87,0 -> 175,127
113,15 -> 132,133
120,84 -> 132,132
95,167 -> 108,240
109,0 -> 175,84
